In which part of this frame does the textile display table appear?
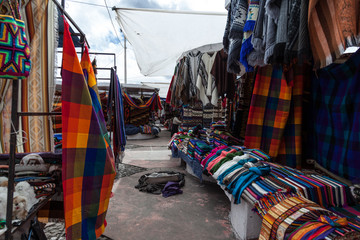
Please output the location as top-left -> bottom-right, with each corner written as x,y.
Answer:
172,147 -> 261,239
171,144 -> 360,239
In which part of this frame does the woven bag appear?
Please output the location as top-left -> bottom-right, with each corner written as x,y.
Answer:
0,0 -> 31,79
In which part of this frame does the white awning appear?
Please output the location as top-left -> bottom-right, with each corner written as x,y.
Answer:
114,7 -> 227,76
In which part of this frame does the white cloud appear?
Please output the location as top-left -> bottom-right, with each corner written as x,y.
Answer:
63,0 -> 226,97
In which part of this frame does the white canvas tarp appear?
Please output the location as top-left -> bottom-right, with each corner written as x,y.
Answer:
114,8 -> 227,76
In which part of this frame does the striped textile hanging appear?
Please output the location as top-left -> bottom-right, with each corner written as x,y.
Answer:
123,91 -> 156,109
61,18 -> 115,240
110,69 -> 127,154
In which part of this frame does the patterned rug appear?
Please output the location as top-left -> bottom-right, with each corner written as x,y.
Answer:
116,163 -> 148,179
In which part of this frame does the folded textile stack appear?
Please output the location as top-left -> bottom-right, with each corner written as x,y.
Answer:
13,154 -> 61,200
182,107 -> 191,130
187,125 -> 209,144
168,131 -> 196,156
215,156 -> 272,204
267,162 -> 355,208
193,141 -> 212,162
15,154 -> 51,183
201,145 -> 356,210
203,105 -> 214,128
0,165 -> 8,176
33,183 -> 57,199
198,129 -> 209,143
182,103 -> 203,130
142,125 -> 152,134
210,121 -> 227,131
187,139 -> 197,160
258,196 -> 360,240
53,133 -> 62,149
202,146 -> 246,175
330,205 -> 360,232
209,129 -> 243,147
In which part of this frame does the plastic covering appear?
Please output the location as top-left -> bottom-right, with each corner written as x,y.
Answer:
114,8 -> 227,76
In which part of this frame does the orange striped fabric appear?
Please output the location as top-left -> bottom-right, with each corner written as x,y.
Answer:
308,0 -> 360,69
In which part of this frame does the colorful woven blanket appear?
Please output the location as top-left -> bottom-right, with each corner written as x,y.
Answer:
61,18 -> 115,240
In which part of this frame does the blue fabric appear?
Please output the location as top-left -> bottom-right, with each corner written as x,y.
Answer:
308,49 -> 360,183
240,35 -> 254,72
178,150 -> 204,181
227,164 -> 271,203
162,181 -> 183,198
217,158 -> 257,184
125,124 -> 141,135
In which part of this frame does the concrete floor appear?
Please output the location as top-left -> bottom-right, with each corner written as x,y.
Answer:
103,129 -> 237,240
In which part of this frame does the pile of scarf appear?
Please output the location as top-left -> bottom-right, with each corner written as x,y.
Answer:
200,145 -> 355,209
201,147 -> 272,204
258,196 -> 359,240
193,141 -> 212,162
266,162 -> 356,208
187,139 -> 197,160
210,130 -> 243,148
330,205 -> 360,232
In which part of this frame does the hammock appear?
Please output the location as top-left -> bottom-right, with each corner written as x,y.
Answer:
123,91 -> 163,111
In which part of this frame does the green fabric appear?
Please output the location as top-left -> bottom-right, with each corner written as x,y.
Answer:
210,151 -> 244,174
196,142 -> 212,151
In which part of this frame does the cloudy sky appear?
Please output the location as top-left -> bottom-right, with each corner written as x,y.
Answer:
63,0 -> 226,97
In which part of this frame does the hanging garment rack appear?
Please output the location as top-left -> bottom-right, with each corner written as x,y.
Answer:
4,0 -> 88,239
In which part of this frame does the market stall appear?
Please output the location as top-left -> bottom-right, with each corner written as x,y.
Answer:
0,1 -> 121,239
122,84 -> 163,140
165,0 -> 360,239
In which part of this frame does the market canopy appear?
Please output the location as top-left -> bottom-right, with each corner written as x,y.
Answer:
113,7 -> 227,76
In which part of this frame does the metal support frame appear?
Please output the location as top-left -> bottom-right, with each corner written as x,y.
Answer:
56,51 -> 116,69
52,0 -> 90,48
17,112 -> 62,116
3,1 -> 89,238
124,34 -> 127,84
5,80 -> 19,240
4,89 -> 61,239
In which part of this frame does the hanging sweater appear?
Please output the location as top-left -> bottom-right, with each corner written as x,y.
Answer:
196,52 -> 218,106
187,51 -> 203,105
211,49 -> 236,100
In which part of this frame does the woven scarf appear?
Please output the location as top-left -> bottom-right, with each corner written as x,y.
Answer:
110,69 -> 127,154
226,161 -> 271,203
287,215 -> 349,240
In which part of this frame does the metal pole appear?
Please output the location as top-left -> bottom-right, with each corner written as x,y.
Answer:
61,0 -> 65,8
5,80 -> 19,240
52,0 -> 90,48
124,34 -> 127,84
